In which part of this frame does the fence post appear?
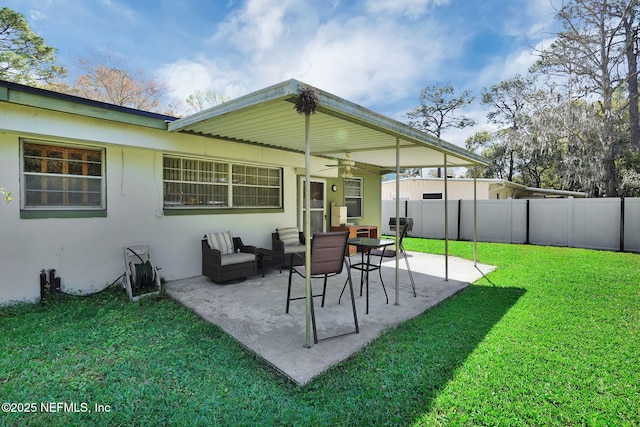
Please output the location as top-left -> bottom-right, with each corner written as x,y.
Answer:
508,197 -> 513,243
457,199 -> 462,240
567,196 -> 574,248
526,199 -> 530,244
620,196 -> 625,252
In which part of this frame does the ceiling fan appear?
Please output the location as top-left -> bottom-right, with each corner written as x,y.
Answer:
324,152 -> 377,177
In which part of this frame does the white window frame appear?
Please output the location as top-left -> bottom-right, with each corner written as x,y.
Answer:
344,177 -> 363,219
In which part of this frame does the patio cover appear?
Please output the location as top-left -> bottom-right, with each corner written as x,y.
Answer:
168,79 -> 491,347
168,79 -> 488,169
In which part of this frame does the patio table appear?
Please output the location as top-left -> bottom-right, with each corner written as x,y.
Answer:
340,237 -> 394,314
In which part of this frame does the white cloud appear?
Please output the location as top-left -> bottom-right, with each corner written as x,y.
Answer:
156,58 -> 250,113
157,60 -> 215,100
99,0 -> 137,22
212,0 -> 300,52
28,9 -> 47,21
293,16 -> 450,105
364,0 -> 450,17
159,1 -> 457,112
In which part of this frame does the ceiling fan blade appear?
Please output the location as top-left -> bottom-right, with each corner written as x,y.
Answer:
353,166 -> 378,176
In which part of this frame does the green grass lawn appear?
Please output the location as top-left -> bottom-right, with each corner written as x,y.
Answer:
1,240 -> 639,426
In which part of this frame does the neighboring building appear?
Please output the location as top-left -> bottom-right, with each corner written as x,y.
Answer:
0,79 -> 487,304
382,177 -> 586,200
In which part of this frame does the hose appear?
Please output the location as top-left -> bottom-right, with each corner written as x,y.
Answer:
127,247 -> 157,294
60,273 -> 125,298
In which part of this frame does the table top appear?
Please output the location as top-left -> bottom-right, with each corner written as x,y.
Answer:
347,237 -> 395,248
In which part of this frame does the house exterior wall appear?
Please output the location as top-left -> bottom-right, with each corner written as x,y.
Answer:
0,102 -> 375,304
381,178 -> 531,201
382,178 -> 494,200
487,183 -> 518,200
325,176 -> 381,230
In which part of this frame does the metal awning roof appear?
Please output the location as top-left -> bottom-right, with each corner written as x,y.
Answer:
168,79 -> 490,170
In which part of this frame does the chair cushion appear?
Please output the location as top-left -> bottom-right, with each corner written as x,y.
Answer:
220,252 -> 255,266
283,244 -> 306,254
207,231 -> 235,255
277,227 -> 300,246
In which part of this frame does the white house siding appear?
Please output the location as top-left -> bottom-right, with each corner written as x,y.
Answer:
0,103 -> 332,304
381,179 -> 510,201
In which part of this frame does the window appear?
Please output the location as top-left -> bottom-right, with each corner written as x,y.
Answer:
422,192 -> 443,200
163,155 -> 282,209
22,141 -> 105,210
163,157 -> 229,207
344,177 -> 363,218
232,164 -> 281,207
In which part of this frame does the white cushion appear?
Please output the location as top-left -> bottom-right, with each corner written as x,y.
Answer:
207,231 -> 235,255
283,245 -> 306,254
220,252 -> 255,266
277,227 -> 301,246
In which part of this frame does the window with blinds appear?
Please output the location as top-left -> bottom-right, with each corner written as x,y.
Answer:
22,141 -> 105,209
163,155 -> 282,209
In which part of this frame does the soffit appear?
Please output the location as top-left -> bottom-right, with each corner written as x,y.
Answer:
168,79 -> 490,170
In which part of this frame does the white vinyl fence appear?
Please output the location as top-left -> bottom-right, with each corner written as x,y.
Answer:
381,197 -> 640,253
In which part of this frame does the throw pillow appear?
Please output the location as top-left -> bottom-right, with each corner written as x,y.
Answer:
277,227 -> 301,246
207,231 -> 235,255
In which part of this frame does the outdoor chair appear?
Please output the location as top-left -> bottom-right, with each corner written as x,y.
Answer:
272,227 -> 306,270
369,221 -> 416,296
286,231 -> 359,344
202,231 -> 257,283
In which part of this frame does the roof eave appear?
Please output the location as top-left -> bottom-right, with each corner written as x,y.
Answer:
0,79 -> 177,129
168,79 -> 491,168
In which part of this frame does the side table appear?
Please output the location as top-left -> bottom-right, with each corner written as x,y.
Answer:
256,248 -> 283,277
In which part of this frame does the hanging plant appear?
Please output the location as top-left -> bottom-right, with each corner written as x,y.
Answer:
294,86 -> 320,116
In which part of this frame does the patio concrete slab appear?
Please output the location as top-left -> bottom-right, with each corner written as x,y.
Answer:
165,252 -> 495,385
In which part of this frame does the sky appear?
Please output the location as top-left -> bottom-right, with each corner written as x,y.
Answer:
5,0 -> 559,146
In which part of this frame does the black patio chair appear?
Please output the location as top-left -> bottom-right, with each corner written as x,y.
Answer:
272,228 -> 306,271
202,232 -> 257,283
370,222 -> 416,297
286,231 -> 359,344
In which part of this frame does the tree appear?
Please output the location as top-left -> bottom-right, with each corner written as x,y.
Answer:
620,2 -> 640,149
465,131 -> 506,179
480,75 -> 535,182
185,89 -> 227,114
61,49 -> 174,114
534,0 -> 639,196
406,83 -> 475,177
0,187 -> 11,204
0,7 -> 65,85
522,80 -> 629,196
407,83 -> 476,138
